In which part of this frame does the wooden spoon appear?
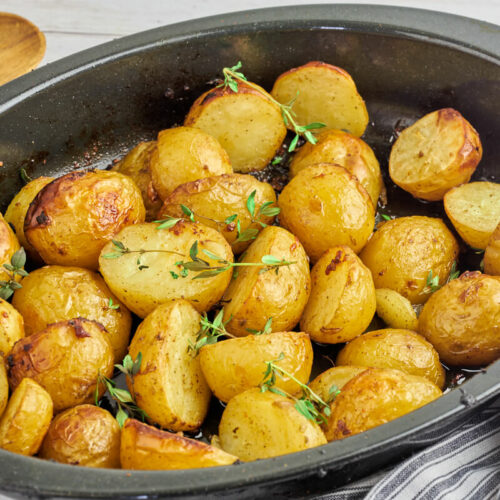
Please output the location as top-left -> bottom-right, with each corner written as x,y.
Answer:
0,12 -> 46,86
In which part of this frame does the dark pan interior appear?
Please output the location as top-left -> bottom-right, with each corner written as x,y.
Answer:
0,4 -> 499,499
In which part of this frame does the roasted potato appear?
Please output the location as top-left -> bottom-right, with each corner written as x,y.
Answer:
375,288 -> 419,331
279,164 -> 375,262
360,216 -> 459,304
308,366 -> 368,404
24,170 -> 146,270
159,173 -> 278,254
40,405 -> 120,468
221,226 -> 310,336
444,182 -> 500,249
325,368 -> 441,441
0,298 -> 24,358
12,265 -> 132,362
0,213 -> 21,284
99,221 -> 233,318
185,82 -> 286,173
127,300 -> 211,432
8,318 -> 114,412
418,271 -> 500,366
199,331 -> 313,403
484,222 -> 500,276
271,61 -> 369,137
4,176 -> 53,261
0,378 -> 53,455
112,141 -> 162,221
0,361 -> 8,417
300,246 -> 376,344
289,129 -> 383,205
336,328 -> 445,388
219,388 -> 326,461
150,126 -> 232,200
389,108 -> 482,201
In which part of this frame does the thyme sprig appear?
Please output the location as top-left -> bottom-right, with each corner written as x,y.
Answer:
423,261 -> 461,294
0,248 -> 28,300
188,309 -> 236,354
220,62 -> 326,152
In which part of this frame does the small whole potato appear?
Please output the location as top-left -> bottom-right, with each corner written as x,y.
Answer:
279,164 -> 375,262
336,328 -> 445,388
375,288 -> 419,331
360,216 -> 459,304
150,126 -> 232,200
0,213 -> 21,284
8,318 -> 114,412
40,405 -> 120,468
0,361 -> 8,417
24,170 -> 146,270
12,265 -> 132,362
484,222 -> 500,276
418,271 -> 500,366
300,246 -> 376,344
325,368 -> 441,441
0,298 -> 24,358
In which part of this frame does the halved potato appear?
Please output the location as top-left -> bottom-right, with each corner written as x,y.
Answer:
484,222 -> 500,276
185,82 -> 286,173
199,331 -> 313,403
121,419 -> 237,470
219,388 -> 326,461
0,378 -> 53,455
308,366 -> 368,404
300,246 -> 376,344
150,126 -> 232,200
0,361 -> 8,417
389,108 -> 482,201
127,300 -> 211,432
0,213 -> 21,283
375,288 -> 418,331
444,182 -> 500,249
271,61 -> 369,137
0,298 -> 24,358
221,226 -> 310,336
159,173 -> 277,254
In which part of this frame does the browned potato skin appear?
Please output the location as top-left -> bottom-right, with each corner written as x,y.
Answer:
12,265 -> 132,362
0,213 -> 21,283
279,164 -> 375,262
336,328 -> 445,389
160,173 -> 277,254
8,318 -> 114,412
360,216 -> 459,304
222,226 -> 310,336
0,298 -> 24,358
40,405 -> 120,468
485,222 -> 500,276
418,272 -> 500,366
120,419 -> 238,470
199,332 -> 313,403
4,176 -> 53,261
300,246 -> 376,344
24,170 -> 146,270
0,361 -> 8,417
308,366 -> 368,404
290,129 -> 383,205
112,141 -> 162,221
325,368 -> 441,441
0,378 -> 53,455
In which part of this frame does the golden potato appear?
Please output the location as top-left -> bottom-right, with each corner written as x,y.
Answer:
12,265 -> 132,362
24,170 -> 146,270
112,141 -> 162,221
219,388 -> 326,461
40,405 -> 120,468
336,328 -> 445,388
444,182 -> 500,249
8,318 -> 114,412
375,288 -> 419,331
199,331 -> 313,403
127,300 -> 211,432
120,419 -> 237,470
150,126 -> 232,200
221,226 -> 310,336
159,173 -> 278,254
360,216 -> 459,304
389,108 -> 482,201
99,221 -> 233,318
0,378 -> 52,455
418,271 -> 500,366
300,246 -> 376,344
185,82 -> 286,173
308,366 -> 368,404
279,164 -> 375,262
0,361 -> 8,418
325,368 -> 441,441
0,213 -> 21,284
4,176 -> 53,261
0,298 -> 24,358
484,222 -> 500,276
289,129 -> 383,205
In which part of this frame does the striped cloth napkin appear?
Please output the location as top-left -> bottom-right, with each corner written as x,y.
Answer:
319,395 -> 500,500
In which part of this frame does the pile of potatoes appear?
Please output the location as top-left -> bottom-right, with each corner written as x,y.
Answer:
0,60 -> 498,470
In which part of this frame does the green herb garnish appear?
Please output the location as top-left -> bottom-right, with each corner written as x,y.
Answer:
0,248 -> 28,300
